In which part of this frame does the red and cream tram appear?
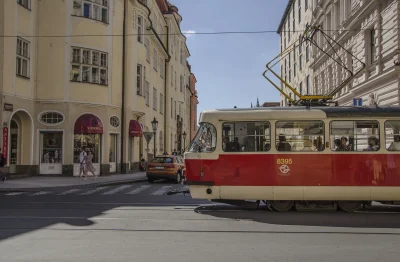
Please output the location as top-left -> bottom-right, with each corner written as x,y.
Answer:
184,106 -> 400,212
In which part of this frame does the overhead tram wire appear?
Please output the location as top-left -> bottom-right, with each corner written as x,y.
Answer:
0,28 -> 398,38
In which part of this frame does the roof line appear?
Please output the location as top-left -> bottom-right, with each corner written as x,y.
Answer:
277,0 -> 294,34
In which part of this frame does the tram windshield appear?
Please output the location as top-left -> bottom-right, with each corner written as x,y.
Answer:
188,123 -> 217,153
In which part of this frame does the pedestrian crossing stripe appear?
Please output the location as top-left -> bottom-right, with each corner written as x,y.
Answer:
151,186 -> 173,196
3,184 -> 190,197
126,185 -> 151,195
102,185 -> 131,195
79,186 -> 109,195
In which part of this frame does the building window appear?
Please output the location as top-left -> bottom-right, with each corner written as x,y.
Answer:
180,47 -> 183,64
153,48 -> 158,71
288,52 -> 292,82
72,0 -> 109,24
110,116 -> 120,128
39,112 -> 64,125
16,38 -> 30,78
305,0 -> 308,10
137,16 -> 143,43
71,47 -> 108,85
175,71 -> 177,89
276,121 -> 324,152
306,75 -> 310,94
17,0 -> 30,9
159,57 -> 164,78
137,64 -> 142,95
293,4 -> 295,32
159,131 -> 164,151
222,122 -> 271,152
174,101 -> 177,119
171,66 -> 173,86
370,29 -> 376,64
331,121 -> 380,152
298,0 -> 301,23
180,75 -> 183,92
171,97 -> 173,118
160,93 -> 164,114
299,82 -> 303,95
145,38 -> 150,63
153,87 -> 157,110
145,81 -> 150,106
306,44 -> 310,62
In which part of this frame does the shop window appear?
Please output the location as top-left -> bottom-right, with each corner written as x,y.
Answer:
40,132 -> 63,164
40,112 -> 64,125
110,116 -> 120,128
74,134 -> 101,164
330,121 -> 379,151
222,122 -> 270,152
276,121 -> 325,152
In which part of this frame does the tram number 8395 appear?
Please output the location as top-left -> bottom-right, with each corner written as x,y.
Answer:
276,158 -> 292,165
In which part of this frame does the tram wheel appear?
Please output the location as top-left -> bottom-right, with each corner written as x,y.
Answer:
270,200 -> 294,212
337,201 -> 362,212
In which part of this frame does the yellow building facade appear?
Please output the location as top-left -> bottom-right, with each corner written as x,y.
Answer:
0,0 -> 193,176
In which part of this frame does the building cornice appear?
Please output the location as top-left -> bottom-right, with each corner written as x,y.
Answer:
277,0 -> 294,34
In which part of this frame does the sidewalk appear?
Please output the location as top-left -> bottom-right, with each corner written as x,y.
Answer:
0,173 -> 147,192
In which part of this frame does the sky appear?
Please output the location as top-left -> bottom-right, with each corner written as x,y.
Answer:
172,0 -> 287,115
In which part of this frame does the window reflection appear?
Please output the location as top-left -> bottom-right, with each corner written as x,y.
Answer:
188,123 -> 216,153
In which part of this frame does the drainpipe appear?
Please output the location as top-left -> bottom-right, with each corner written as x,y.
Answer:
120,0 -> 127,173
138,1 -> 171,153
164,25 -> 170,154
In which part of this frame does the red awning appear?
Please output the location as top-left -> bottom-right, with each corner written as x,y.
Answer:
74,114 -> 103,134
129,120 -> 143,137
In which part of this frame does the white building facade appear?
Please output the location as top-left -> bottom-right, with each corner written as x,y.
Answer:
277,0 -> 400,107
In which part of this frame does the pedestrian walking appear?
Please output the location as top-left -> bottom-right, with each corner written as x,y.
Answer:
0,148 -> 7,182
78,148 -> 87,179
85,151 -> 97,179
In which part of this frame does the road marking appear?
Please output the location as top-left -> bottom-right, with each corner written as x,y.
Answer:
151,185 -> 173,196
31,191 -> 51,196
79,186 -> 109,195
126,185 -> 151,195
5,192 -> 25,196
59,189 -> 81,195
102,185 -> 132,195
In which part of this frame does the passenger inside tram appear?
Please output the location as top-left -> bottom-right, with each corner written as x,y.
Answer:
364,136 -> 380,151
277,134 -> 292,151
388,135 -> 400,151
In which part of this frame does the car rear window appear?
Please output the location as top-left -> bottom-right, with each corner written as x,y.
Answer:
151,157 -> 174,163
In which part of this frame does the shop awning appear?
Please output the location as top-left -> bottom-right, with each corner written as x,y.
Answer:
74,114 -> 103,134
129,120 -> 143,137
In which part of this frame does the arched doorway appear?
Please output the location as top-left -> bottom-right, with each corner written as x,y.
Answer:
73,114 -> 103,177
8,110 -> 34,175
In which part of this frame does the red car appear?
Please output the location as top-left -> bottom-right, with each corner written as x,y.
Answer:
146,155 -> 185,183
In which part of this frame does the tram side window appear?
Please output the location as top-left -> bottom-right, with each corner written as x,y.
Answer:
222,122 -> 270,152
188,123 -> 217,153
330,121 -> 379,152
385,121 -> 400,151
275,121 -> 325,152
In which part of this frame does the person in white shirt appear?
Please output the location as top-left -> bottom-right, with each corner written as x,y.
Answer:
78,148 -> 87,179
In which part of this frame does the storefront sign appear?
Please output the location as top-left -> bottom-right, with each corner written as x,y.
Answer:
3,103 -> 13,112
2,127 -> 8,165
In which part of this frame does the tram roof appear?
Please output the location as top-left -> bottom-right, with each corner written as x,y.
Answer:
199,106 -> 400,123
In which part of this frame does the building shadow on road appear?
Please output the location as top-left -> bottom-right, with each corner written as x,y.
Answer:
194,204 -> 400,229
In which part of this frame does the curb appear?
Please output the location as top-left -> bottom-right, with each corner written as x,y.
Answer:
0,178 -> 148,193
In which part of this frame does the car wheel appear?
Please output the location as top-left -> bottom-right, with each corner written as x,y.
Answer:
175,172 -> 182,184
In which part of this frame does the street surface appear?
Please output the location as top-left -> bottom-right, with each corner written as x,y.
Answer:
0,181 -> 400,262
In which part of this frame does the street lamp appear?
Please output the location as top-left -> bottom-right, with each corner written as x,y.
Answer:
182,131 -> 187,152
151,117 -> 158,159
